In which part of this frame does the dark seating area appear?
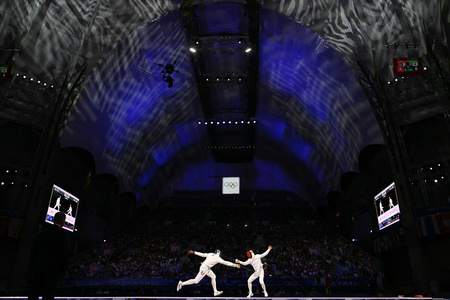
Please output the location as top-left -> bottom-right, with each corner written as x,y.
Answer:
60,205 -> 384,297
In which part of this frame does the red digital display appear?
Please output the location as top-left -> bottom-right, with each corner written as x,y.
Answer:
393,57 -> 423,75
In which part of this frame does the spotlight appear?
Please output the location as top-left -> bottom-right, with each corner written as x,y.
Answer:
245,48 -> 251,53
216,76 -> 220,81
189,47 -> 196,53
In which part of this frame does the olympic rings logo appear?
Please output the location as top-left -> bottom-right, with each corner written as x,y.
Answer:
224,182 -> 239,189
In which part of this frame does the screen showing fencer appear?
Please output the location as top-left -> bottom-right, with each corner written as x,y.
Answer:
45,184 -> 79,232
222,177 -> 240,194
374,182 -> 401,230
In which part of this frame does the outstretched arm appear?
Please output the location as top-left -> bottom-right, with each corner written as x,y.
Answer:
219,258 -> 240,268
259,245 -> 272,259
235,258 -> 251,266
189,250 -> 207,258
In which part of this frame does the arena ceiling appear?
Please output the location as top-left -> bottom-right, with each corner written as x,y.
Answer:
0,0 -> 448,208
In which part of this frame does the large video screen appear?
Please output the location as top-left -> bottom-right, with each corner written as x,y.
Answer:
45,184 -> 79,232
374,182 -> 401,230
222,177 -> 240,194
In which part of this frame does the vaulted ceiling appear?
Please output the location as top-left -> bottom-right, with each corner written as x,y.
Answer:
1,0 -> 448,208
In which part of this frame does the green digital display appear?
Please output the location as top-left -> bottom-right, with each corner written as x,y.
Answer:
0,64 -> 12,81
393,57 -> 423,75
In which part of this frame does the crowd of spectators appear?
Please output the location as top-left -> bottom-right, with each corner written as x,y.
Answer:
68,229 -> 191,279
67,205 -> 381,287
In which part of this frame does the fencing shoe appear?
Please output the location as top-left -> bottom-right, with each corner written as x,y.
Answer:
214,291 -> 223,296
177,281 -> 182,291
247,292 -> 254,298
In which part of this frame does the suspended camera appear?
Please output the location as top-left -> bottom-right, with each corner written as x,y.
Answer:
154,60 -> 179,88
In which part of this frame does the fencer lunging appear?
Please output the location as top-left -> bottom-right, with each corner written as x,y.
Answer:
236,245 -> 272,297
53,196 -> 61,210
177,249 -> 240,296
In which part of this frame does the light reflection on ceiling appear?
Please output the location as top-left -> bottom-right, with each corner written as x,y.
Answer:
2,0 -> 447,208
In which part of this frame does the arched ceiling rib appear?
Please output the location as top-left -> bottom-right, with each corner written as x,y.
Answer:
1,0 -> 448,208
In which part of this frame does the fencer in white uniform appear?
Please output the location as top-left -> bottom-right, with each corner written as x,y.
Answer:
236,245 -> 272,297
177,249 -> 240,296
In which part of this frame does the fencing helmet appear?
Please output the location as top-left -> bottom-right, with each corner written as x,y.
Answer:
247,250 -> 254,259
215,249 -> 222,257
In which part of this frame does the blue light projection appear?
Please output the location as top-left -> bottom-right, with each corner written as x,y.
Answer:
256,112 -> 317,182
151,133 -> 183,166
255,9 -> 381,196
259,16 -> 330,124
258,114 -> 286,141
139,163 -> 158,186
196,3 -> 247,34
176,122 -> 203,148
283,127 -> 314,162
60,6 -> 382,207
173,159 -> 219,191
62,10 -> 207,198
249,158 -> 281,190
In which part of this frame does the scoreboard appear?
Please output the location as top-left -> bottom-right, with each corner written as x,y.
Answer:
0,64 -> 12,81
393,57 -> 423,75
